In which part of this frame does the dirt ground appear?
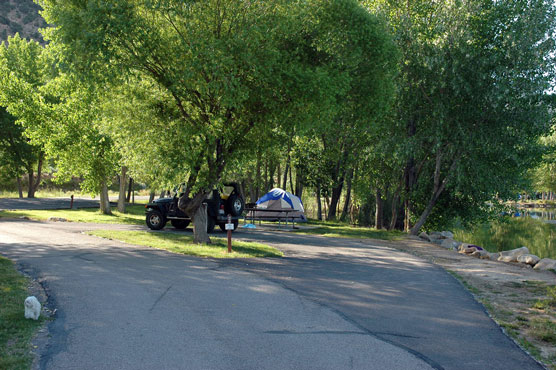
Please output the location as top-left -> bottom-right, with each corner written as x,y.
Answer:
381,236 -> 556,369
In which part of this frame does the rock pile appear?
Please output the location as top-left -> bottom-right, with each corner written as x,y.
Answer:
418,231 -> 556,272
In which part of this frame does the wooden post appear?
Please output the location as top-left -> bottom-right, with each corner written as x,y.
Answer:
226,214 -> 232,253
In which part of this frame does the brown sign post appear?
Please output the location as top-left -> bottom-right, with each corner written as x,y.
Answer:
226,214 -> 233,253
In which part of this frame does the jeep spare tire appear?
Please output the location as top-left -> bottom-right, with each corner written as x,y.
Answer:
146,210 -> 166,230
225,194 -> 244,216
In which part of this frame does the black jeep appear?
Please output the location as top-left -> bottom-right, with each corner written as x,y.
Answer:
145,183 -> 245,232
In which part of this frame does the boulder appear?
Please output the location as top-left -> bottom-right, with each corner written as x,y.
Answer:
497,247 -> 529,263
419,232 -> 431,242
440,239 -> 460,250
459,246 -> 477,254
429,231 -> 443,239
471,250 -> 489,258
440,231 -> 454,239
487,252 -> 500,260
516,254 -> 541,266
533,258 -> 556,271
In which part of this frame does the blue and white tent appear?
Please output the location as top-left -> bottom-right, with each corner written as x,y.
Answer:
248,188 -> 306,221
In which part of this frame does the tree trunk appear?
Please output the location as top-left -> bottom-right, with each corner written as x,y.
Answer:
148,190 -> 155,203
403,117 -> 417,232
295,171 -> 304,199
389,190 -> 400,231
179,191 -> 211,244
340,168 -> 354,222
17,177 -> 23,199
192,204 -> 211,244
289,162 -> 295,195
255,150 -> 262,200
316,185 -> 323,221
27,167 -> 35,198
34,154 -> 43,192
375,188 -> 384,229
159,190 -> 166,199
126,177 -> 133,202
327,182 -> 344,221
99,179 -> 112,215
118,166 -> 127,213
409,150 -> 459,235
28,153 -> 43,198
277,162 -> 281,189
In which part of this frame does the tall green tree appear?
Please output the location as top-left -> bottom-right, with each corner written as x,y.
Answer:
0,35 -> 119,213
366,0 -> 556,234
40,0 -> 397,242
0,107 -> 42,198
0,35 -> 46,198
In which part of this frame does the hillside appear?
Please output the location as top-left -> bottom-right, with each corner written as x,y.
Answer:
0,0 -> 47,43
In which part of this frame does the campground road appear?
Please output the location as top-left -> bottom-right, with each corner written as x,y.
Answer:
0,218 -> 543,370
0,219 -> 432,370
225,228 -> 544,370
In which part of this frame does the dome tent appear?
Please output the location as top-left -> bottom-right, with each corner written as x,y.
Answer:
248,188 -> 306,221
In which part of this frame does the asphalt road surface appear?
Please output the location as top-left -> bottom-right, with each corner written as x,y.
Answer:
0,218 -> 543,370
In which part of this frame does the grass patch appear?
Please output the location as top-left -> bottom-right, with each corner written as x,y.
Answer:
530,318 -> 556,344
0,256 -> 43,370
533,286 -> 556,310
296,221 -> 403,240
0,205 -> 146,225
87,230 -> 283,258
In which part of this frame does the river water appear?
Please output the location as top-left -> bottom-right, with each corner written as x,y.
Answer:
514,208 -> 556,222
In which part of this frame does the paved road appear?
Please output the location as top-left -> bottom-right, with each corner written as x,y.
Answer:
228,229 -> 544,370
0,218 -> 542,369
0,219 -> 432,370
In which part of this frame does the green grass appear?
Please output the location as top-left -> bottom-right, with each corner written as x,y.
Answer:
530,318 -> 556,344
453,217 -> 556,259
296,220 -> 404,240
0,205 -> 146,225
87,230 -> 283,258
533,286 -> 556,310
0,256 -> 43,370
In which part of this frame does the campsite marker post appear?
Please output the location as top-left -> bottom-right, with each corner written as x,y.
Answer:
226,214 -> 233,253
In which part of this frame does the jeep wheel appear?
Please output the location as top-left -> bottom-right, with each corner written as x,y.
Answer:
171,219 -> 190,229
218,220 -> 239,232
226,194 -> 245,217
207,216 -> 216,233
146,210 -> 166,230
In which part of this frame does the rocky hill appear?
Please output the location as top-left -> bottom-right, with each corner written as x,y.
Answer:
0,0 -> 47,43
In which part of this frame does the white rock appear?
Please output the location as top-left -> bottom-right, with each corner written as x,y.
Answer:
429,231 -> 443,238
471,250 -> 489,258
488,252 -> 500,260
440,231 -> 454,239
498,247 -> 529,263
516,254 -> 541,266
459,247 -> 477,254
533,258 -> 556,271
440,239 -> 460,249
419,232 -> 431,242
24,296 -> 41,320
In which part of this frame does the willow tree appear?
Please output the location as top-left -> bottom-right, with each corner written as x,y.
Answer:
0,35 -> 119,213
365,0 -> 556,234
40,0 -> 397,242
0,35 -> 46,198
